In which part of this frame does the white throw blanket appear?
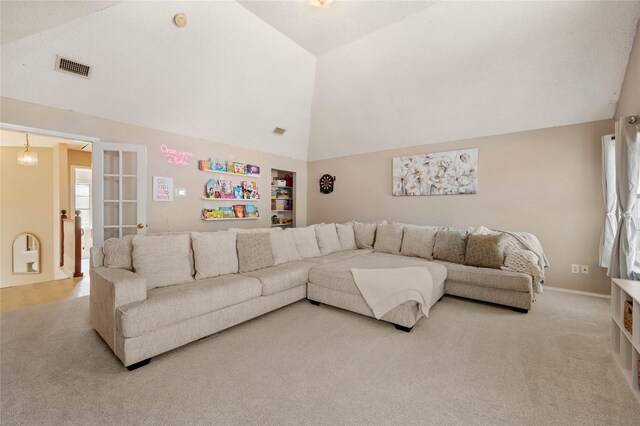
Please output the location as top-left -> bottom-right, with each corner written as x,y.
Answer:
351,267 -> 434,319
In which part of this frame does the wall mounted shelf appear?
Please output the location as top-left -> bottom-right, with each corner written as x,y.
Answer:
201,197 -> 257,202
201,169 -> 260,178
202,217 -> 260,221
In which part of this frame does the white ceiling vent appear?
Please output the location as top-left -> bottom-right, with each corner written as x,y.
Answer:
55,55 -> 91,78
273,127 -> 286,135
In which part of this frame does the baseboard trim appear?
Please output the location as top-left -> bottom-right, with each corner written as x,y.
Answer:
544,286 -> 610,299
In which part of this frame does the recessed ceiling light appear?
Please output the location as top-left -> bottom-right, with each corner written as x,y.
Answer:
309,0 -> 334,8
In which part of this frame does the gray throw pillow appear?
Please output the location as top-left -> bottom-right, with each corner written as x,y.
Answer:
237,233 -> 274,273
433,229 -> 467,264
103,234 -> 135,270
132,234 -> 194,290
400,225 -> 438,260
191,231 -> 238,279
464,233 -> 506,269
353,222 -> 377,249
373,223 -> 404,254
335,223 -> 357,251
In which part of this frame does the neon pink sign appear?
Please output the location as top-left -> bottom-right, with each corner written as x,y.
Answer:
160,144 -> 193,166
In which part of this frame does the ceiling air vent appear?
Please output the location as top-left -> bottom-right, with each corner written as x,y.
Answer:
56,55 -> 91,78
273,127 -> 286,136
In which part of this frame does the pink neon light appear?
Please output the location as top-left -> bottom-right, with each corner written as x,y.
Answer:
160,144 -> 193,166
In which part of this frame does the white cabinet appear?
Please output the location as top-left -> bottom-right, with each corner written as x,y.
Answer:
611,278 -> 640,401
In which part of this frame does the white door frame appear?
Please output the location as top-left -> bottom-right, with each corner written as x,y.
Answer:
92,141 -> 147,246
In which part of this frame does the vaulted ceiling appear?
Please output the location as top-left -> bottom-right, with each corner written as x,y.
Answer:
1,1 -> 639,161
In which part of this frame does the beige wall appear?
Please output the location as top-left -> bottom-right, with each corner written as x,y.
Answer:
1,97 -> 308,240
616,22 -> 640,119
1,147 -> 55,287
308,120 -> 614,295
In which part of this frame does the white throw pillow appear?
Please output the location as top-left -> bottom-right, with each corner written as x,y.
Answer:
291,226 -> 321,258
373,223 -> 404,254
335,223 -> 357,251
191,231 -> 238,279
314,223 -> 342,255
228,227 -> 282,234
400,225 -> 439,260
132,234 -> 194,290
271,229 -> 303,265
103,234 -> 135,270
352,222 -> 377,249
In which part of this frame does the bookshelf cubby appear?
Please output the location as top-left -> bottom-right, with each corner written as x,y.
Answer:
271,169 -> 295,228
610,278 -> 640,402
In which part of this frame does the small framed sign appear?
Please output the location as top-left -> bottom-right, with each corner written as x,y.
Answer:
153,176 -> 173,201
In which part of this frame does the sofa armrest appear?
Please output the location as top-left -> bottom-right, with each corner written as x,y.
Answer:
90,267 -> 147,352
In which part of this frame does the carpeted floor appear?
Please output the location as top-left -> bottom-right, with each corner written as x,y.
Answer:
1,289 -> 638,425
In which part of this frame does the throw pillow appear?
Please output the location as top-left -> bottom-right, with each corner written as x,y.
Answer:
191,231 -> 238,279
228,227 -> 281,234
464,233 -> 506,269
132,234 -> 194,290
400,225 -> 438,260
353,222 -> 377,249
237,233 -> 274,273
103,234 -> 135,270
314,223 -> 342,255
373,223 -> 404,254
291,226 -> 321,258
433,229 -> 467,264
335,223 -> 357,251
271,229 -> 303,265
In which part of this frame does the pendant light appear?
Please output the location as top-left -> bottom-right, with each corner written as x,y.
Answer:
17,133 -> 38,166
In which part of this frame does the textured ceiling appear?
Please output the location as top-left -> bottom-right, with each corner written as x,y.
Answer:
0,1 -> 120,45
238,0 -> 436,56
0,1 -> 316,160
309,1 -> 640,160
0,1 -> 639,162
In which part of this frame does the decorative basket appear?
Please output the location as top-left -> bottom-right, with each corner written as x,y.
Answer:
623,300 -> 633,335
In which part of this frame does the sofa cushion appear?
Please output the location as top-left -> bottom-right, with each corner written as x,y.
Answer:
315,223 -> 342,255
117,274 -> 262,338
237,233 -> 274,273
433,229 -> 467,264
400,226 -> 438,260
353,222 -> 377,249
308,253 -> 447,296
132,234 -> 194,290
434,260 -> 532,292
336,223 -> 357,251
305,249 -> 373,265
228,227 -> 281,234
191,231 -> 238,279
291,226 -> 321,258
464,233 -> 506,269
103,235 -> 134,270
373,223 -> 404,254
271,229 -> 303,265
243,260 -> 315,296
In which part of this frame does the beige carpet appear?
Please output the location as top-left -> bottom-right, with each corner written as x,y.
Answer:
1,289 -> 638,425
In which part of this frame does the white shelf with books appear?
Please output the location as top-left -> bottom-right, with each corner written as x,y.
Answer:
271,169 -> 295,228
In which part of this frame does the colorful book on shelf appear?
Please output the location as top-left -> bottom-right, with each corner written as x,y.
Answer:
211,158 -> 226,172
245,205 -> 259,218
205,179 -> 219,198
233,186 -> 243,200
202,208 -> 224,219
198,160 -> 211,171
246,164 -> 260,175
219,206 -> 234,218
218,179 -> 234,198
226,160 -> 234,173
233,205 -> 246,218
233,162 -> 245,174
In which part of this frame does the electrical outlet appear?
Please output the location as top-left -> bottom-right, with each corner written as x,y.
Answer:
571,264 -> 580,274
580,265 -> 589,274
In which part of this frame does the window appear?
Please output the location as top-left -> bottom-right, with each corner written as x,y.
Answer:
73,168 -> 92,229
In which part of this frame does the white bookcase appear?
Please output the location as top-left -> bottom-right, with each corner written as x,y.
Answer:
610,278 -> 640,401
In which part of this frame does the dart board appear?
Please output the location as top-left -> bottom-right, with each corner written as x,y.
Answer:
319,174 -> 334,194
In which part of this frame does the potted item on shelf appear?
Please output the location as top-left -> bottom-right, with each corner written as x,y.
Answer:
245,205 -> 259,218
233,205 -> 246,218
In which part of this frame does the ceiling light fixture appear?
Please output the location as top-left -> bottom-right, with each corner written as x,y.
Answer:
17,133 -> 38,166
309,0 -> 334,8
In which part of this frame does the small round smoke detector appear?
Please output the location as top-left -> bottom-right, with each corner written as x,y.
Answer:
173,13 -> 187,28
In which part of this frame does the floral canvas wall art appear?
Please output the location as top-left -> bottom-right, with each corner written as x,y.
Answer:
392,148 -> 478,196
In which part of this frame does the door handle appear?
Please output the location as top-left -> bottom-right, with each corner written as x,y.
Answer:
137,223 -> 146,229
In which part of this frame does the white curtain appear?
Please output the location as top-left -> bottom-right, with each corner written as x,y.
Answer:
609,116 -> 640,280
599,135 -> 617,268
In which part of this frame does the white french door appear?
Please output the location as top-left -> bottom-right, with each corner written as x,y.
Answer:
92,142 -> 147,246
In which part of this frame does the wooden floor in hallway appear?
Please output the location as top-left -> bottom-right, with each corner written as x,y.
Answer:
0,275 -> 90,312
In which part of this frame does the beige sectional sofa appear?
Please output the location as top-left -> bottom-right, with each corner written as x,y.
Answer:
90,221 -> 546,369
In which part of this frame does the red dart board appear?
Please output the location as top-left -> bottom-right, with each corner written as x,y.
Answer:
319,174 -> 334,194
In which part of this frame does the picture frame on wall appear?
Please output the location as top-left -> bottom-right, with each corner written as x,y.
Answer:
152,176 -> 174,201
392,148 -> 478,196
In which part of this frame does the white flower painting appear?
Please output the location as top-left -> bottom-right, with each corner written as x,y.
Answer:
392,148 -> 478,196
